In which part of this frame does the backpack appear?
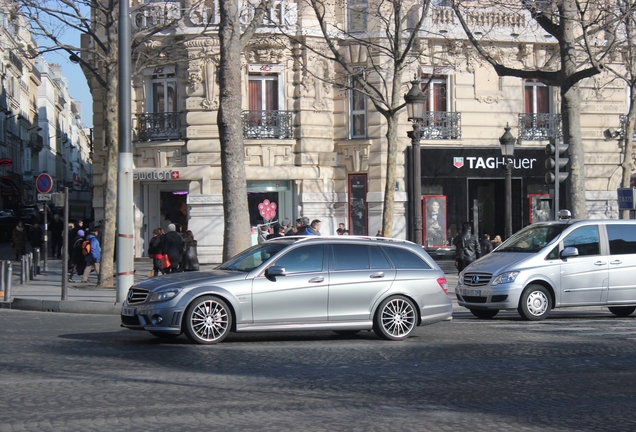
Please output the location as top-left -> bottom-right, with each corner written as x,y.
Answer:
82,240 -> 91,256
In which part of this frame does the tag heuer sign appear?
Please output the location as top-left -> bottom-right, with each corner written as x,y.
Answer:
453,157 -> 464,169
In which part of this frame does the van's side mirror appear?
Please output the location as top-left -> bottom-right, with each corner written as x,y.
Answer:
265,265 -> 287,281
560,247 -> 579,258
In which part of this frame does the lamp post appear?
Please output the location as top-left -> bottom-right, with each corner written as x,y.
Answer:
499,124 -> 515,239
404,79 -> 427,245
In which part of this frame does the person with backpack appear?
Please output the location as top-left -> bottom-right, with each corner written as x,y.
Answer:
454,222 -> 482,273
69,230 -> 86,282
81,228 -> 101,283
147,227 -> 165,277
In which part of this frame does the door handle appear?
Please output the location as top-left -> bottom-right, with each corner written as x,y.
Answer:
308,277 -> 324,283
370,272 -> 385,279
594,261 -> 606,266
610,260 -> 622,265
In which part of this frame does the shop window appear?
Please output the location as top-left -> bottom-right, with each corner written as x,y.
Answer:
349,75 -> 366,138
349,174 -> 368,236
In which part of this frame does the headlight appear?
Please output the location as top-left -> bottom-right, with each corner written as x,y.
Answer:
148,289 -> 181,303
491,271 -> 520,286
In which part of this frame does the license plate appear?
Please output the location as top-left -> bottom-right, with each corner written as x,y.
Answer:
463,289 -> 481,297
122,307 -> 136,316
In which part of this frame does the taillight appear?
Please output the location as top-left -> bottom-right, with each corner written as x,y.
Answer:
437,277 -> 449,295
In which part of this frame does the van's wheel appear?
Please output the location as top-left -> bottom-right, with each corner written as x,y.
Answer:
608,306 -> 636,317
373,295 -> 417,340
183,296 -> 232,344
518,285 -> 552,321
469,309 -> 499,319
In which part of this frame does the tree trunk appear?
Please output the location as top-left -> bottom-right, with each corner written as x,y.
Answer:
218,1 -> 251,260
381,114 -> 399,238
620,91 -> 636,219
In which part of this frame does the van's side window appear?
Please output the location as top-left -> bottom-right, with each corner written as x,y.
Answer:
607,225 -> 636,255
562,226 -> 600,256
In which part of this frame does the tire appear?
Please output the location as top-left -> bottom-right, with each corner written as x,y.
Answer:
608,306 -> 636,317
149,331 -> 181,340
469,309 -> 499,319
518,284 -> 552,321
183,296 -> 233,344
333,330 -> 361,336
373,295 -> 418,341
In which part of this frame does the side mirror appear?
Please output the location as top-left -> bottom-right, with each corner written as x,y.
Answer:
265,265 -> 287,281
560,247 -> 579,258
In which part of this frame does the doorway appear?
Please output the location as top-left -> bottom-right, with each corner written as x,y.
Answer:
468,178 -> 522,240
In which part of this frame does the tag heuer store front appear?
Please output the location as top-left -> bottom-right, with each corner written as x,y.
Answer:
419,147 -> 551,246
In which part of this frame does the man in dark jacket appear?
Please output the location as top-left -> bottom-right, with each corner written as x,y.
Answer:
454,222 -> 481,273
480,234 -> 494,256
162,223 -> 184,273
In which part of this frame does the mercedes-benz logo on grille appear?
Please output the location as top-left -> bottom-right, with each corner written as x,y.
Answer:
471,275 -> 480,285
127,290 -> 135,302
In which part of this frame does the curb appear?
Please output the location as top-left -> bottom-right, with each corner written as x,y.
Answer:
9,298 -> 122,315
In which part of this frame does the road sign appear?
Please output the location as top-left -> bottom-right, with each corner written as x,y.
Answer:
37,193 -> 52,201
36,173 -> 53,194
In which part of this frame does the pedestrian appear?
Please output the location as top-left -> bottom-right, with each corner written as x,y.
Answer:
376,229 -> 383,237
281,218 -> 292,235
454,222 -> 482,273
28,222 -> 43,253
181,230 -> 200,272
266,223 -> 286,239
288,217 -> 310,236
70,220 -> 84,239
257,225 -> 270,244
162,223 -> 183,274
491,235 -> 503,248
285,218 -> 302,236
336,222 -> 346,235
304,219 -> 321,236
81,228 -> 101,283
49,213 -> 64,258
480,234 -> 494,256
147,228 -> 165,277
12,221 -> 27,261
69,229 -> 86,282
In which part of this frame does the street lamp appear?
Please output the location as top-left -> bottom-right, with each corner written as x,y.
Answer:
499,123 -> 515,239
404,79 -> 427,245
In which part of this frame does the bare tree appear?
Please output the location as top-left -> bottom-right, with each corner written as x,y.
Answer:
282,0 -> 430,238
452,0 -> 608,219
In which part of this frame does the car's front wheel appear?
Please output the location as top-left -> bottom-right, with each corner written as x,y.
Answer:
373,295 -> 417,341
183,296 -> 232,344
518,284 -> 552,321
608,306 -> 636,317
469,309 -> 499,319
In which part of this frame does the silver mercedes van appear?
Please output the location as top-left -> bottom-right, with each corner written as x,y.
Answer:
456,219 -> 636,320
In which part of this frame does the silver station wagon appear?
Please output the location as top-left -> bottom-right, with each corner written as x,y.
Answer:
121,236 -> 452,344
457,219 -> 636,320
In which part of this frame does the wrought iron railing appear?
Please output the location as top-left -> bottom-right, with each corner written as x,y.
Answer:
518,113 -> 561,140
419,111 -> 461,140
620,115 -> 636,140
135,112 -> 181,142
242,110 -> 293,140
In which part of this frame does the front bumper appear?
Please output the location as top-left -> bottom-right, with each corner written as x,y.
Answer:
121,303 -> 184,334
455,283 -> 522,310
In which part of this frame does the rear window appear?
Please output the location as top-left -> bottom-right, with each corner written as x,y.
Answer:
607,225 -> 636,255
331,244 -> 392,270
381,247 -> 431,269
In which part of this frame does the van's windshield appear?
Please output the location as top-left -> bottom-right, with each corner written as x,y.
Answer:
496,224 -> 567,253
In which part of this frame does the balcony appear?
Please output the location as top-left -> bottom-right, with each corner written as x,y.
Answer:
419,112 -> 462,140
135,112 -> 181,142
518,113 -> 561,141
243,110 -> 293,140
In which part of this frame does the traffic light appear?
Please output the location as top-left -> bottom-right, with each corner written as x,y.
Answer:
544,140 -> 569,184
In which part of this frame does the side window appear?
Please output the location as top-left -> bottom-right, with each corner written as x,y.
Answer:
273,245 -> 324,274
332,244 -> 369,270
607,225 -> 636,255
369,246 -> 391,269
563,226 -> 600,256
381,247 -> 431,269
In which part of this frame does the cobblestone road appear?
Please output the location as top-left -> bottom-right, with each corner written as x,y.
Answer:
1,309 -> 636,431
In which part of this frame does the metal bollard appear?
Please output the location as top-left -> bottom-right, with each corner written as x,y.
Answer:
0,260 -> 5,299
28,253 -> 34,280
20,255 -> 25,285
5,261 -> 12,302
34,248 -> 40,275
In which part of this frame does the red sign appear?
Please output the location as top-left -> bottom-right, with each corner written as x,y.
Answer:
36,173 -> 53,194
171,171 -> 180,179
0,158 -> 12,167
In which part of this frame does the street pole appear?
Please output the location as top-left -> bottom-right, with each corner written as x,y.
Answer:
408,123 -> 423,245
505,161 -> 512,240
554,136 -> 560,216
61,187 -> 69,300
116,0 -> 135,303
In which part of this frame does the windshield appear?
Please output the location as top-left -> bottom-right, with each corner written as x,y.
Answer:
217,240 -> 291,272
497,223 -> 567,253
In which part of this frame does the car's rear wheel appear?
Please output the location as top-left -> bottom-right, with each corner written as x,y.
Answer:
608,306 -> 636,317
149,331 -> 181,340
518,284 -> 552,321
373,295 -> 417,341
469,309 -> 499,319
183,296 -> 232,344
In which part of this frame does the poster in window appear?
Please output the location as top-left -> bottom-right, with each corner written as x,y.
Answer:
349,174 -> 367,236
423,195 -> 447,246
530,194 -> 552,223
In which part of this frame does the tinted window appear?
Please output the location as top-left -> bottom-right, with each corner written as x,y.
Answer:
607,225 -> 636,255
369,246 -> 391,269
563,226 -> 600,256
219,242 -> 289,272
498,223 -> 565,252
382,247 -> 431,269
332,244 -> 369,270
274,245 -> 324,274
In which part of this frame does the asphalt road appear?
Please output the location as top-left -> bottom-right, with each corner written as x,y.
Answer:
2,309 -> 636,431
